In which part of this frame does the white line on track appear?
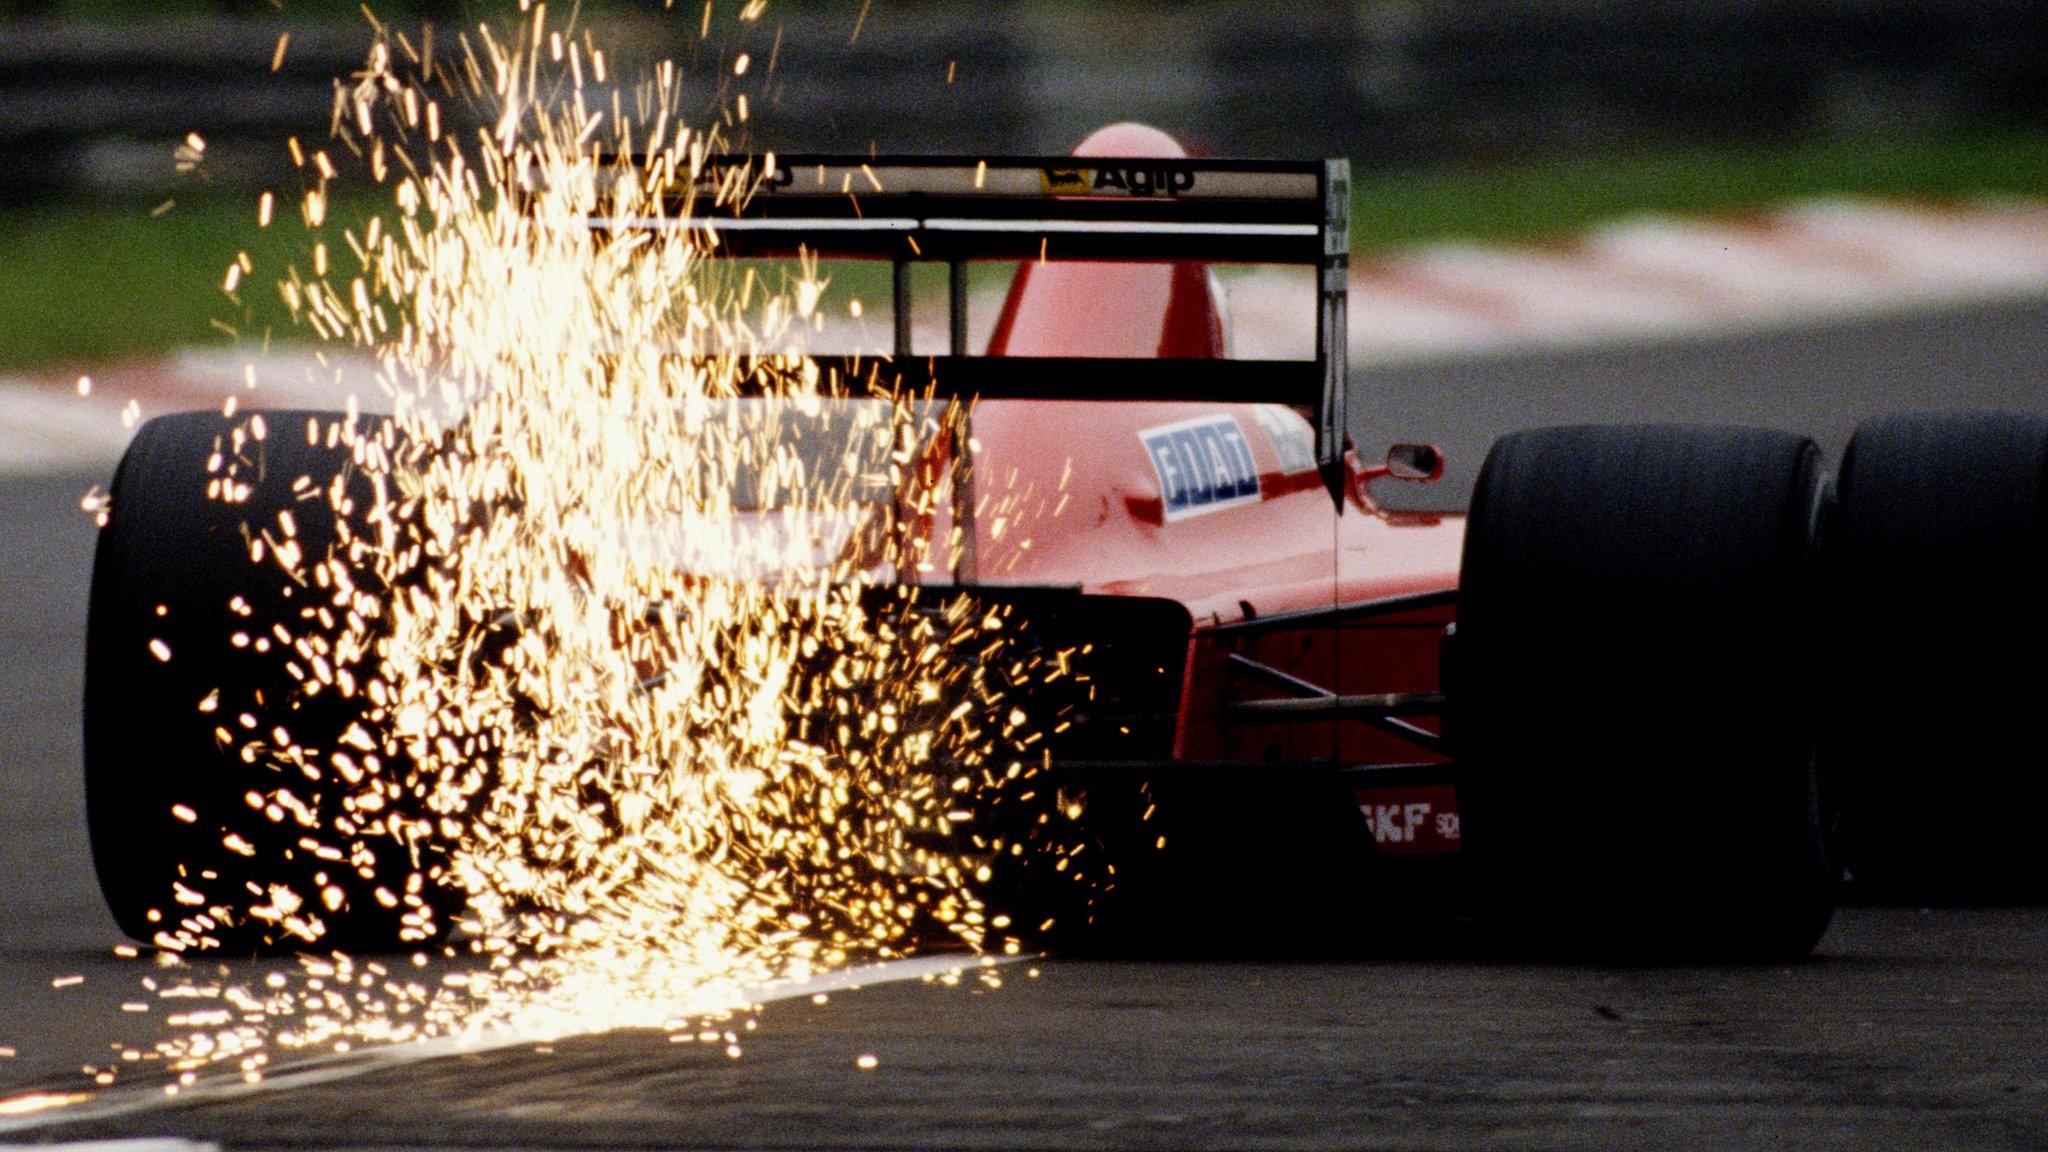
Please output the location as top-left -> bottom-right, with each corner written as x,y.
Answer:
2,1131 -> 217,1139
0,953 -> 1008,1136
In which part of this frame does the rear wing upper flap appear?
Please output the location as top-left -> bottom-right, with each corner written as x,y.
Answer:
594,153 -> 1348,264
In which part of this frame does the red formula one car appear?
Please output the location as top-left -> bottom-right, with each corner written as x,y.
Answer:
83,124 -> 2048,960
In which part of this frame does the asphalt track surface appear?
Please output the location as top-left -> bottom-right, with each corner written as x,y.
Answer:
3,297 -> 2046,1150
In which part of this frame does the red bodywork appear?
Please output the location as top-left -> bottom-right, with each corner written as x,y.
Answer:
944,125 -> 1466,850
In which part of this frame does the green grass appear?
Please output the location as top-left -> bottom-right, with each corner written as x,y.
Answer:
4,128 -> 2046,371
1349,128 -> 2048,249
0,191 -> 379,371
3,0 -> 830,24
11,1 -> 540,23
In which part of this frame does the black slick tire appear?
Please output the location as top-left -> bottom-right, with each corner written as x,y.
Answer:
1454,424 -> 1834,961
85,410 -> 432,953
1826,410 -> 2048,901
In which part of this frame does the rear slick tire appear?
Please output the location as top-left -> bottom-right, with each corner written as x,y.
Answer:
85,410 -> 433,953
1826,410 -> 2048,902
1454,424 -> 1834,962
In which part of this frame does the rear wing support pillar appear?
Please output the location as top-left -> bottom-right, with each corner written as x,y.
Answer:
1317,159 -> 1351,506
892,259 -> 913,358
948,260 -> 969,354
946,258 -> 977,583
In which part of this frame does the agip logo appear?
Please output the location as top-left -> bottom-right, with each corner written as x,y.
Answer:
1040,167 -> 1092,195
1041,164 -> 1198,197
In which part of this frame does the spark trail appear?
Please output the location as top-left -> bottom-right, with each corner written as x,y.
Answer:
66,0 -> 1080,1096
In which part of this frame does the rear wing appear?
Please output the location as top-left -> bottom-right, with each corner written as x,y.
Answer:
590,153 -> 1351,486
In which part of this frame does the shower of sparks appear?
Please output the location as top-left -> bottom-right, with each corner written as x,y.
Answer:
0,1093 -> 91,1117
82,0 -> 1089,1092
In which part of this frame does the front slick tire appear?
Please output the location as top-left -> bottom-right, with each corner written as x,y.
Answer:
85,410 -> 434,954
1455,424 -> 1834,962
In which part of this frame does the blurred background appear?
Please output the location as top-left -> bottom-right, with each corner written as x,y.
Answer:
1,0 -> 2045,373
